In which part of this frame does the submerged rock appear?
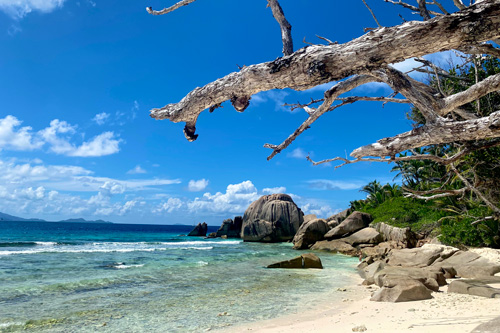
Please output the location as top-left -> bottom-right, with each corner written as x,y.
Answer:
188,222 -> 208,237
241,193 -> 304,242
267,253 -> 323,269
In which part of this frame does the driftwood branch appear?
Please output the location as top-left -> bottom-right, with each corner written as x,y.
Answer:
308,138 -> 500,169
146,0 -> 196,15
263,75 -> 378,160
441,72 -> 500,116
267,0 -> 293,56
351,111 -> 500,158
417,0 -> 432,20
150,1 -> 500,147
450,163 -> 500,214
362,0 -> 382,28
403,187 -> 467,201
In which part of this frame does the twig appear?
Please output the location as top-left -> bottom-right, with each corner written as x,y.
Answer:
267,0 -> 293,56
362,0 -> 382,27
146,0 -> 196,15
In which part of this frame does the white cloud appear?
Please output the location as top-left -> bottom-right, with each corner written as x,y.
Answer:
69,132 -> 121,157
252,90 -> 290,111
0,0 -> 66,19
0,116 -> 121,157
38,119 -> 77,155
262,186 -> 286,194
307,179 -> 363,191
92,112 -> 110,125
119,200 -> 136,215
187,180 -> 260,214
127,165 -> 147,175
287,147 -> 308,159
188,178 -> 209,192
301,202 -> 336,219
351,82 -> 392,94
100,181 -> 126,196
0,116 -> 42,151
154,197 -> 184,213
0,158 -> 182,219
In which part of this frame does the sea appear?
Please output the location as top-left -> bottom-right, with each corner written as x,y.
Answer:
0,221 -> 358,332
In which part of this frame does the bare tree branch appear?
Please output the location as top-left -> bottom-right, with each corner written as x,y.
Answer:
150,1 -> 500,145
403,187 -> 467,200
263,75 -> 378,160
441,72 -> 500,116
417,0 -> 432,20
351,111 -> 500,158
308,138 -> 500,168
146,0 -> 196,15
267,0 -> 293,56
383,0 -> 443,16
430,1 -> 449,14
453,0 -> 467,10
362,0 -> 382,27
450,163 -> 500,214
462,44 -> 500,58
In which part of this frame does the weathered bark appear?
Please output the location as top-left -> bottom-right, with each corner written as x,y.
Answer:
351,111 -> 500,158
267,0 -> 293,56
146,0 -> 196,15
150,1 -> 500,146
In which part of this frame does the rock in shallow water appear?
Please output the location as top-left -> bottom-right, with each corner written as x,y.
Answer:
267,253 -> 323,269
188,222 -> 208,237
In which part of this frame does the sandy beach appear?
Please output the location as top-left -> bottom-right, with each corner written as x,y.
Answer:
221,258 -> 500,333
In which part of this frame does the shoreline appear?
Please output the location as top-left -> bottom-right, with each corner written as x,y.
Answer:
219,263 -> 499,333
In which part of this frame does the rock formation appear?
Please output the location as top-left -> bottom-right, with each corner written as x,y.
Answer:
448,277 -> 500,298
241,193 -> 304,242
372,222 -> 418,248
292,218 -> 329,250
188,222 -> 208,237
325,208 -> 351,228
267,253 -> 323,269
216,216 -> 243,238
324,211 -> 372,239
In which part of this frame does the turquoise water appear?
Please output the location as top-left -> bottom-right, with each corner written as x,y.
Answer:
0,221 -> 358,332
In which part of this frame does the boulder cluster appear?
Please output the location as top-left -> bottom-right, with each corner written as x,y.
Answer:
186,193 -> 500,302
187,193 -> 304,241
359,244 -> 500,302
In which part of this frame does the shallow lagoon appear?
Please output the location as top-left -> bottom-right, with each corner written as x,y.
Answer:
0,222 -> 357,332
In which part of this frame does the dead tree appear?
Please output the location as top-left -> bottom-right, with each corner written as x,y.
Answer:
146,0 -> 500,217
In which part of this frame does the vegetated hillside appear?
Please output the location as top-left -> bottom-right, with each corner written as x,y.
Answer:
0,212 -> 45,222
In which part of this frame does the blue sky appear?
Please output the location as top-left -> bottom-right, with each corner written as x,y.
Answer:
0,0 -> 459,225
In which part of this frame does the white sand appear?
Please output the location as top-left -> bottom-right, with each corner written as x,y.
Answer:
220,276 -> 500,333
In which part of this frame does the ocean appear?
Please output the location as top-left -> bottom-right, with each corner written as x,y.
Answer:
0,221 -> 358,332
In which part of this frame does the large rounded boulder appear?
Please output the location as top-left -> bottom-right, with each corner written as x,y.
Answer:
292,218 -> 329,250
241,193 -> 304,242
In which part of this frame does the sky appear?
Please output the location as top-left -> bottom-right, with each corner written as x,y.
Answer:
0,0 -> 461,225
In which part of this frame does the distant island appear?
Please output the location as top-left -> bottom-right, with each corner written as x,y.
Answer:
0,212 -> 113,224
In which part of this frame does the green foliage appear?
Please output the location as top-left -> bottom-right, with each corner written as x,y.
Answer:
440,215 -> 500,248
354,195 -> 445,234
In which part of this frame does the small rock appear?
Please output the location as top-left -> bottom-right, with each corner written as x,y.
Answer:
352,325 -> 367,332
